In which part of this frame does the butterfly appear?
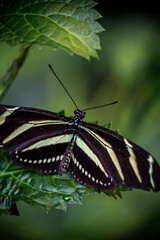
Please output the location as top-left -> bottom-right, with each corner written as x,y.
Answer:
0,65 -> 160,192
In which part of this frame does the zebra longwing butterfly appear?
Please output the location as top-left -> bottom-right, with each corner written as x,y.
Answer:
0,66 -> 160,192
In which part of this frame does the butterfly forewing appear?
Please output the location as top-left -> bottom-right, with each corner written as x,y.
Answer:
0,105 -> 72,174
0,105 -> 70,149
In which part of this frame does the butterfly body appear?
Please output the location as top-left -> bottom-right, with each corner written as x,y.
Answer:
58,135 -> 76,175
0,104 -> 160,192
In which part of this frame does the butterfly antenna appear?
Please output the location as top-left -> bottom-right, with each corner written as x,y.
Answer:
81,101 -> 118,111
48,64 -> 79,110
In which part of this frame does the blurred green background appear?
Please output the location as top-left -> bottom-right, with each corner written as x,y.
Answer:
0,6 -> 160,240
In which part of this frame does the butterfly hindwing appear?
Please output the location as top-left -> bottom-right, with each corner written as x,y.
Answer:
71,138 -> 115,190
71,127 -> 121,190
10,134 -> 72,174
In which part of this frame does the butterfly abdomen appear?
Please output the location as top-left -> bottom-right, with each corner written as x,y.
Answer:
58,135 -> 76,175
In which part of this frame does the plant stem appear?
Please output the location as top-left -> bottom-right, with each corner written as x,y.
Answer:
0,45 -> 31,102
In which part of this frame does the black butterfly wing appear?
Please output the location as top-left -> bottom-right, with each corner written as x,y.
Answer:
1,104 -> 160,192
71,132 -> 115,191
70,121 -> 160,191
0,104 -> 72,174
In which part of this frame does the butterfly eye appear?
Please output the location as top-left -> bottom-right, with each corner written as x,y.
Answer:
81,111 -> 86,118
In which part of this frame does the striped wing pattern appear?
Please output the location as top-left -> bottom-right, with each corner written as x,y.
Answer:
70,123 -> 160,191
0,104 -> 160,192
0,105 -> 71,174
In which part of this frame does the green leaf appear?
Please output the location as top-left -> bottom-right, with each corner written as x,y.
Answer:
0,121 -> 131,216
102,122 -> 112,129
58,109 -> 65,116
103,185 -> 132,200
0,0 -> 104,60
0,150 -> 92,215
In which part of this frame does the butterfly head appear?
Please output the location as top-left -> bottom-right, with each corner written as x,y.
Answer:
74,109 -> 86,120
